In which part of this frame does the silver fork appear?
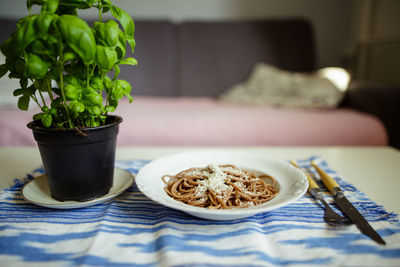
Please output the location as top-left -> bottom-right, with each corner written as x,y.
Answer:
290,161 -> 351,226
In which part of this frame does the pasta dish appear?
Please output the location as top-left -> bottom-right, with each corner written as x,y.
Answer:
162,164 -> 278,209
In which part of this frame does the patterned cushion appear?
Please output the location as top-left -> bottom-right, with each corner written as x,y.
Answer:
219,63 -> 346,108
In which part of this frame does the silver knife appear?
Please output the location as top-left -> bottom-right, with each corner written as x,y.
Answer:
311,161 -> 386,245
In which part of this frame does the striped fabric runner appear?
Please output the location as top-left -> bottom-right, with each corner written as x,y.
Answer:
0,156 -> 399,266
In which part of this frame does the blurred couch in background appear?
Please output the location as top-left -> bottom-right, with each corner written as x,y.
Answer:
0,18 -> 398,148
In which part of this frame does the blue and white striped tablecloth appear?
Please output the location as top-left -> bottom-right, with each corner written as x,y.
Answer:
0,156 -> 399,267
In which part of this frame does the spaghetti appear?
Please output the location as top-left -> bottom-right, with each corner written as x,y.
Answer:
162,164 -> 278,209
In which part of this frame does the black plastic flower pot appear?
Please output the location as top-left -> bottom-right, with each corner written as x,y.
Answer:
27,115 -> 122,202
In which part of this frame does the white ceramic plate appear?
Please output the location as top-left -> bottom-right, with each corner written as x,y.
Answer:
135,150 -> 308,220
22,168 -> 134,209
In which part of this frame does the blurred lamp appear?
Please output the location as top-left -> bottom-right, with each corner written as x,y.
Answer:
317,67 -> 351,92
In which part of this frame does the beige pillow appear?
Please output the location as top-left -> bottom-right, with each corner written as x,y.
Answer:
219,63 -> 347,108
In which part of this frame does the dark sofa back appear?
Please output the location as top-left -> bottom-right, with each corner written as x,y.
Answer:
119,21 -> 177,97
0,18 -> 315,97
178,19 -> 315,97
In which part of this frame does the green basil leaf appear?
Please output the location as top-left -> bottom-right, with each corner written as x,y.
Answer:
101,6 -> 110,13
90,76 -> 104,91
118,57 -> 138,66
64,84 -> 81,100
13,88 -> 25,96
86,0 -> 98,6
25,53 -> 50,79
59,0 -> 90,9
111,86 -> 123,100
105,105 -> 115,113
56,3 -> 78,15
126,94 -> 133,103
26,84 -> 37,95
33,112 -> 44,121
91,119 -> 101,127
49,107 -> 59,118
95,45 -> 117,70
69,100 -> 85,118
10,57 -> 26,74
86,105 -> 101,116
112,79 -> 132,101
58,15 -> 96,65
94,19 -> 119,47
41,113 -> 52,127
101,1 -> 111,13
110,5 -> 135,53
64,74 -> 80,86
108,98 -> 118,108
41,0 -> 59,14
113,65 -> 120,80
45,35 -> 58,45
34,13 -> 57,36
0,38 -> 13,57
84,93 -> 103,106
5,56 -> 25,79
115,29 -> 126,59
51,96 -> 63,108
101,0 -> 111,6
19,78 -> 28,89
115,79 -> 131,94
63,51 -> 77,62
103,75 -> 113,93
11,15 -> 38,54
8,72 -> 24,79
30,39 -> 56,57
18,95 -> 30,110
41,106 -> 50,112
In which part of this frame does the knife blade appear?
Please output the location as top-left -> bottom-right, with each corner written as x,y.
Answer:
311,161 -> 386,245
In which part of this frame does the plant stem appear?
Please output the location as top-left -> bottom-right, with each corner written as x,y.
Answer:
46,78 -> 54,101
102,73 -> 109,115
37,88 -> 47,107
57,38 -> 74,128
102,72 -> 110,107
30,94 -> 42,110
30,79 -> 42,110
98,1 -> 103,22
59,69 -> 74,128
86,65 -> 90,88
30,79 -> 46,108
91,64 -> 96,75
33,80 -> 47,107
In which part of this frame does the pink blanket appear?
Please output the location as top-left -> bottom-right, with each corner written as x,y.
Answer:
0,96 -> 388,146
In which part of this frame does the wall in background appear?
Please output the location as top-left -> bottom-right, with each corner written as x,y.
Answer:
0,0 -> 355,71
352,0 -> 400,84
3,1 -> 400,85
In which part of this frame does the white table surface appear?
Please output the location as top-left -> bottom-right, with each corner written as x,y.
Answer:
1,146 -> 399,215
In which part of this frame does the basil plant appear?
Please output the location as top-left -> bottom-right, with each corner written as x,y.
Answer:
0,0 -> 137,128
